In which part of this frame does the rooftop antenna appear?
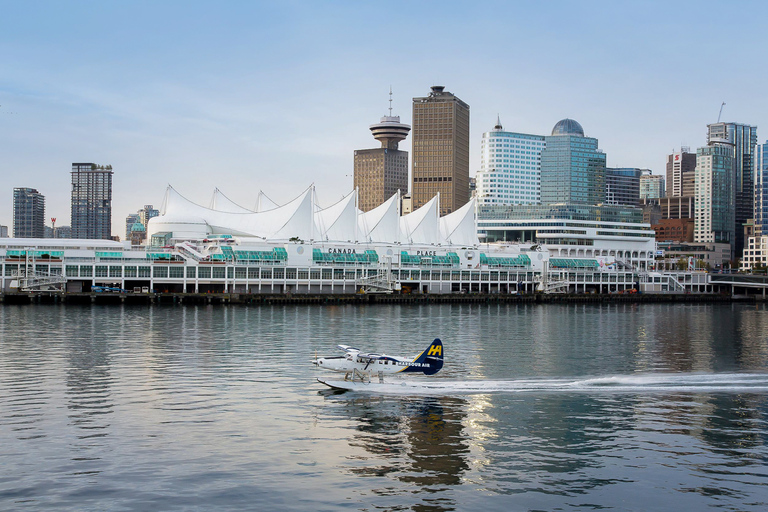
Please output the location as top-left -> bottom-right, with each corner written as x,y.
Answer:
717,102 -> 725,123
388,86 -> 393,116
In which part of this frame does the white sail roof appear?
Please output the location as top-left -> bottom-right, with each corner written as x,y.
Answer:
400,195 -> 440,244
439,198 -> 478,246
358,193 -> 400,243
314,190 -> 358,242
255,191 -> 280,212
159,186 -> 314,240
209,188 -> 254,213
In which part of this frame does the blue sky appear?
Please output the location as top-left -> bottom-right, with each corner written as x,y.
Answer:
2,1 -> 767,232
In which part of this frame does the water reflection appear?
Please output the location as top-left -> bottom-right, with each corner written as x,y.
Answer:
327,393 -> 470,511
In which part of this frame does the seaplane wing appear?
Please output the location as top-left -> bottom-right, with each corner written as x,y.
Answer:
315,339 -> 444,384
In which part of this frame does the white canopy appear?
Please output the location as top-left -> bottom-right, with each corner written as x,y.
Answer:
358,193 -> 400,243
400,195 -> 440,244
154,186 -> 314,240
314,190 -> 358,242
439,198 -> 478,246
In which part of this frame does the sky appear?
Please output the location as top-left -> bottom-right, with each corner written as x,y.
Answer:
2,0 -> 768,233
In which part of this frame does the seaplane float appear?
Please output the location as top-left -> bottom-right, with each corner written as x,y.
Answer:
314,338 -> 444,392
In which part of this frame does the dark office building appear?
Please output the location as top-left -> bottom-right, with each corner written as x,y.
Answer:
71,163 -> 113,240
411,86 -> 470,215
13,187 -> 45,238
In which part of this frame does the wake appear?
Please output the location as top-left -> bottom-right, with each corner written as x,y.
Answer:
334,373 -> 768,395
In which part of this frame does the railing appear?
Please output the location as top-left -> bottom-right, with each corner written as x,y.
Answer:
11,269 -> 68,292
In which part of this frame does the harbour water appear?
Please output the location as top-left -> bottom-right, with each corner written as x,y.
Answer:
1,303 -> 767,511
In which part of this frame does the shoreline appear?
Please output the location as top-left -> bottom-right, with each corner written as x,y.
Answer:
0,291 -> 758,306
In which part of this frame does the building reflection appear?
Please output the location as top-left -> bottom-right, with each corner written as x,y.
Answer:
65,306 -> 115,469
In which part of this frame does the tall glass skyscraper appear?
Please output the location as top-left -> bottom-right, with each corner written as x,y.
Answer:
71,163 -> 113,240
754,141 -> 768,235
13,187 -> 45,238
694,144 -> 734,250
476,117 -> 545,205
707,122 -> 757,256
540,119 -> 606,205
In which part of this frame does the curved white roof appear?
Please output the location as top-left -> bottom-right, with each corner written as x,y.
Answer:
400,195 -> 440,244
358,193 -> 400,243
439,198 -> 478,246
151,186 -> 479,247
315,190 -> 358,242
157,186 -> 314,240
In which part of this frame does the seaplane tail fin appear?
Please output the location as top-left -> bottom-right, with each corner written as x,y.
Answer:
412,338 -> 444,375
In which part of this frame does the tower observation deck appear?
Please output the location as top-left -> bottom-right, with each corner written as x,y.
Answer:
369,116 -> 411,150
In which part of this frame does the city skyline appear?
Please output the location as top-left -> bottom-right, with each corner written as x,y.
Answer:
2,1 -> 768,232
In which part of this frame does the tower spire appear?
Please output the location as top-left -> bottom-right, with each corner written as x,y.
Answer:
388,86 -> 393,117
494,114 -> 503,131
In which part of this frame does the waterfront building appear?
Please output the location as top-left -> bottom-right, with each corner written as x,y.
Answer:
656,241 -> 732,271
354,101 -> 410,212
477,203 -> 655,270
605,168 -> 646,206
71,163 -> 113,240
666,149 -> 696,198
540,119 -> 606,206
694,144 -> 734,255
13,187 -> 45,238
754,141 -> 768,235
476,117 -> 544,205
640,174 -> 665,200
707,122 -> 758,257
411,86 -> 470,215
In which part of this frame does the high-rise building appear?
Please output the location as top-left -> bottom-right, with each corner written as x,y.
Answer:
138,204 -> 159,227
694,144 -> 734,253
13,187 -> 45,238
476,117 -> 545,205
755,141 -> 768,235
125,213 -> 141,240
411,86 -> 470,215
666,149 -> 696,198
605,168 -> 646,206
0,225 -> 8,237
71,163 -> 113,240
707,122 -> 757,257
354,97 -> 410,212
640,174 -> 665,200
540,119 -> 605,205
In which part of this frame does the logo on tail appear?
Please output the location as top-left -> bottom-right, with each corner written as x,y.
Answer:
411,338 -> 444,375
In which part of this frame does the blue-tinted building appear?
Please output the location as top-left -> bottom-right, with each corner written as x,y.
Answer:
755,141 -> 768,235
540,119 -> 606,205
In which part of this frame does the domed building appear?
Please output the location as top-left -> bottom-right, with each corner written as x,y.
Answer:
551,118 -> 585,137
541,118 -> 606,205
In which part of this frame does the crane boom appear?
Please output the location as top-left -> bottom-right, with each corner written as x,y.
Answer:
717,102 -> 725,123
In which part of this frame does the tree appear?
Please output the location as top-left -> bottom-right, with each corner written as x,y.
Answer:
675,257 -> 688,271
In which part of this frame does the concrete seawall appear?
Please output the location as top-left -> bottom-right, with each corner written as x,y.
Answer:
0,291 -> 747,306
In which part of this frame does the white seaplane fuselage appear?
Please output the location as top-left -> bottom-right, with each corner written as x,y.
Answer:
314,339 -> 444,381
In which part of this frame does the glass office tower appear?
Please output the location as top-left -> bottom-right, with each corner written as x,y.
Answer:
540,119 -> 605,205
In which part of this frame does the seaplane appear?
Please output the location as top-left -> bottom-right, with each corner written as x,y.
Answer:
315,338 -> 444,391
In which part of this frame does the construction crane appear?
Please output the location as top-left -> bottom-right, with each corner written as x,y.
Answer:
717,102 -> 726,123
